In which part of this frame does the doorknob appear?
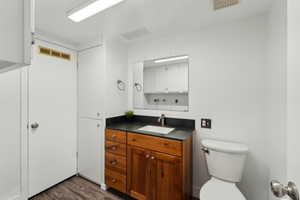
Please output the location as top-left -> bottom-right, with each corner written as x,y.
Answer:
271,180 -> 299,200
31,122 -> 39,129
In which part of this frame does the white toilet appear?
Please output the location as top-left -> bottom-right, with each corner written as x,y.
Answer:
200,139 -> 249,200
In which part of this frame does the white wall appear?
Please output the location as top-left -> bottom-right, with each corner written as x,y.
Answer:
104,38 -> 129,118
128,15 -> 269,200
266,0 -> 287,200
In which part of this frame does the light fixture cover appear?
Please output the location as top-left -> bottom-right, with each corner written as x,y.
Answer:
154,55 -> 189,63
67,0 -> 125,22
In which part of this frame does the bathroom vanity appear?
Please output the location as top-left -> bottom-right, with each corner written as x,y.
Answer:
105,115 -> 194,200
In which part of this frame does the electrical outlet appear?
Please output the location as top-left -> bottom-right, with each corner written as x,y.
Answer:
201,119 -> 212,129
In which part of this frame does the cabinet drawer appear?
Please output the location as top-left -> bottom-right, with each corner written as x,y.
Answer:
105,141 -> 126,156
127,132 -> 182,156
105,129 -> 126,144
105,170 -> 126,193
105,152 -> 126,174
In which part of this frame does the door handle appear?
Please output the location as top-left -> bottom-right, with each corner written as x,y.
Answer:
31,122 -> 39,129
271,180 -> 299,200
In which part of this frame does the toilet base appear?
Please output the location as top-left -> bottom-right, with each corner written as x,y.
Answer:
200,177 -> 246,200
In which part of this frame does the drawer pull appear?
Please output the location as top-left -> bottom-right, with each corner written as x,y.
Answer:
112,179 -> 117,183
111,134 -> 117,139
109,160 -> 117,165
106,145 -> 117,150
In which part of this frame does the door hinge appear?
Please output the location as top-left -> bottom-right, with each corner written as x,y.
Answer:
31,32 -> 35,45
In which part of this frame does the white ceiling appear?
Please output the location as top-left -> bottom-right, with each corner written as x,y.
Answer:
36,0 -> 273,47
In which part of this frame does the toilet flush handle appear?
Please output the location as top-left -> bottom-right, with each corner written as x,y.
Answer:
201,147 -> 210,154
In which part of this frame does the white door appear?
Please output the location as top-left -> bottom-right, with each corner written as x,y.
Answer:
78,118 -> 104,185
0,68 -> 28,200
270,1 -> 300,200
28,42 -> 77,197
78,46 -> 104,119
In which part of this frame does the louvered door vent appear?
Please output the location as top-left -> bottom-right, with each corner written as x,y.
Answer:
214,0 -> 239,10
38,46 -> 71,61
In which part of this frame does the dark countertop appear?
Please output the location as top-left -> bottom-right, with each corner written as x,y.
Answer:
106,121 -> 194,141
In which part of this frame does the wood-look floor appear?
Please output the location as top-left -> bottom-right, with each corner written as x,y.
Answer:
30,176 -> 199,200
30,176 -> 125,200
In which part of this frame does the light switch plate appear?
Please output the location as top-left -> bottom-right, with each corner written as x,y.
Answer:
201,119 -> 212,129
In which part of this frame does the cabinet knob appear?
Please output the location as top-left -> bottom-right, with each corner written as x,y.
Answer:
111,146 -> 117,150
97,124 -> 100,128
112,179 -> 117,183
97,112 -> 100,117
145,154 -> 150,159
31,122 -> 39,129
111,134 -> 117,139
110,160 -> 117,165
150,156 -> 155,160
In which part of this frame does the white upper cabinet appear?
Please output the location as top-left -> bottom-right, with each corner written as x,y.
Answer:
0,0 -> 35,71
143,62 -> 188,94
78,46 -> 105,119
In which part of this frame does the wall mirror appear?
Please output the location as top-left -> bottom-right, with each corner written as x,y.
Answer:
133,55 -> 189,112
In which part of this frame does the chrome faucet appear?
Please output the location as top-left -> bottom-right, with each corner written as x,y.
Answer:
158,114 -> 166,127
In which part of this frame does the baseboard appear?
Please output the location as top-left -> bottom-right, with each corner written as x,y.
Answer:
100,183 -> 107,190
193,185 -> 201,199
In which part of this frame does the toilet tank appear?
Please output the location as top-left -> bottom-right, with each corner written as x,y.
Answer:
202,139 -> 249,183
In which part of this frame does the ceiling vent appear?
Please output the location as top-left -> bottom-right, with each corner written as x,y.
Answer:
213,0 -> 239,10
121,27 -> 150,41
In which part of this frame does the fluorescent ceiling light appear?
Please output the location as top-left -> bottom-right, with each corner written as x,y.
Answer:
154,55 -> 189,63
67,0 -> 125,22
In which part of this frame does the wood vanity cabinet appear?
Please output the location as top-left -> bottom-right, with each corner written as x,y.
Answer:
105,129 -> 193,200
105,129 -> 127,193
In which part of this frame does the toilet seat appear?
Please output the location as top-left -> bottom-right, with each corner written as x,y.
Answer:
200,178 -> 246,200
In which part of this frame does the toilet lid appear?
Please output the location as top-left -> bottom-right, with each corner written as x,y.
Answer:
200,178 -> 246,200
202,139 -> 248,154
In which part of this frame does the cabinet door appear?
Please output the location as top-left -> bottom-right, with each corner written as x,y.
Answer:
153,152 -> 182,200
78,119 -> 103,184
0,0 -> 34,70
127,146 -> 153,200
0,69 -> 28,200
143,67 -> 157,93
78,46 -> 104,119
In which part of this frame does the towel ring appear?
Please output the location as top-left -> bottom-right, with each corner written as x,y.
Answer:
134,83 -> 142,92
117,80 -> 125,91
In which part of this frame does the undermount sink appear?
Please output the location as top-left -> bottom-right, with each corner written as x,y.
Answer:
138,125 -> 175,135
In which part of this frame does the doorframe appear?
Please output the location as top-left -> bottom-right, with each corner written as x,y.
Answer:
20,67 -> 29,200
6,67 -> 29,200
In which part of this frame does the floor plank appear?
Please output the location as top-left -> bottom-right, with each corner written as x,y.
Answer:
30,176 -> 124,200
